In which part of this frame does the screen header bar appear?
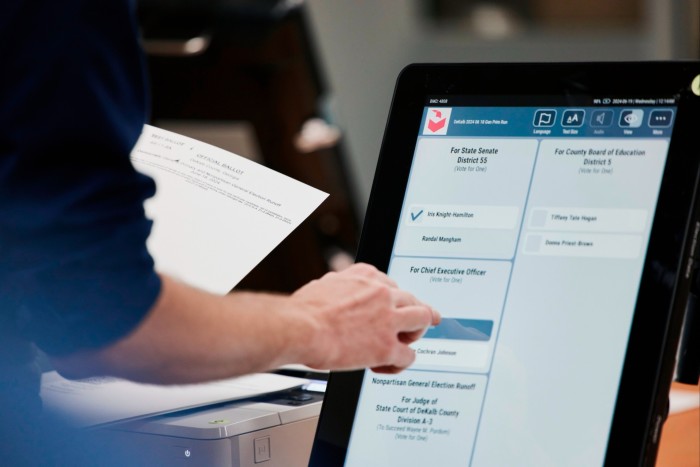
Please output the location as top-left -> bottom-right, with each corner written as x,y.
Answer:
420,106 -> 675,138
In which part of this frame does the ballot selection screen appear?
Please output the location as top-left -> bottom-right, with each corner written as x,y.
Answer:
344,100 -> 676,466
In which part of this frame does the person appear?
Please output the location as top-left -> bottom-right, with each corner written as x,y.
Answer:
0,0 -> 439,465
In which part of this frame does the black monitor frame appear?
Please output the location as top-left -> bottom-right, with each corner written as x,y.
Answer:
309,61 -> 700,467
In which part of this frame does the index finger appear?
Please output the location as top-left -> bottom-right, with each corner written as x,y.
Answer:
393,304 -> 440,334
392,290 -> 441,325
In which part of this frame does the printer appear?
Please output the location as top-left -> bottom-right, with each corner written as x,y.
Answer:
104,385 -> 324,467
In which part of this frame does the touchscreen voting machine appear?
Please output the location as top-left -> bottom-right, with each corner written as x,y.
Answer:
309,62 -> 700,467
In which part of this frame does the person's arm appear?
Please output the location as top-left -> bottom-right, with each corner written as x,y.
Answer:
50,263 -> 440,383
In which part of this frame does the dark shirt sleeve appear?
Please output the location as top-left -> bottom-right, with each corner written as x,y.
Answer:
0,0 -> 161,356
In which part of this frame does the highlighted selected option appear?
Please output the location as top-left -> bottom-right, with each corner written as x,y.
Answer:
423,318 -> 493,341
405,204 -> 519,230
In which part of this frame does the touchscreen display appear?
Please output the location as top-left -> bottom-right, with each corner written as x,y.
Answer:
343,100 -> 677,466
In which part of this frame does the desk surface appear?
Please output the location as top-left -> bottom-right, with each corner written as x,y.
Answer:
656,382 -> 699,467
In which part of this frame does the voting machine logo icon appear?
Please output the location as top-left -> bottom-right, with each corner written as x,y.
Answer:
423,108 -> 451,135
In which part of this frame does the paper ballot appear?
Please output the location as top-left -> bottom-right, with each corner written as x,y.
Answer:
130,124 -> 328,294
41,125 -> 325,427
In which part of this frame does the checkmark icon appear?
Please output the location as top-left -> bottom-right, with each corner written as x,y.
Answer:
410,209 -> 424,221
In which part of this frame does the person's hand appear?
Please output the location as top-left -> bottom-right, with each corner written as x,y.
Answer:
290,263 -> 440,374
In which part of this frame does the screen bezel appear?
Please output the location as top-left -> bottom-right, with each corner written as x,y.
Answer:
309,61 -> 700,466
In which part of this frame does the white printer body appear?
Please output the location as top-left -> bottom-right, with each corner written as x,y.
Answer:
104,388 -> 323,467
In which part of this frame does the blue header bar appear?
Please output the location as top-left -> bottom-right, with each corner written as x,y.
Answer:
420,106 -> 675,138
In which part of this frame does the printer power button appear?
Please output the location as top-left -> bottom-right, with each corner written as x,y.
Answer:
254,436 -> 271,463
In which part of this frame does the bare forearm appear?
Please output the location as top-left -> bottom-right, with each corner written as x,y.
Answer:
51,275 -> 314,383
51,264 -> 440,383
